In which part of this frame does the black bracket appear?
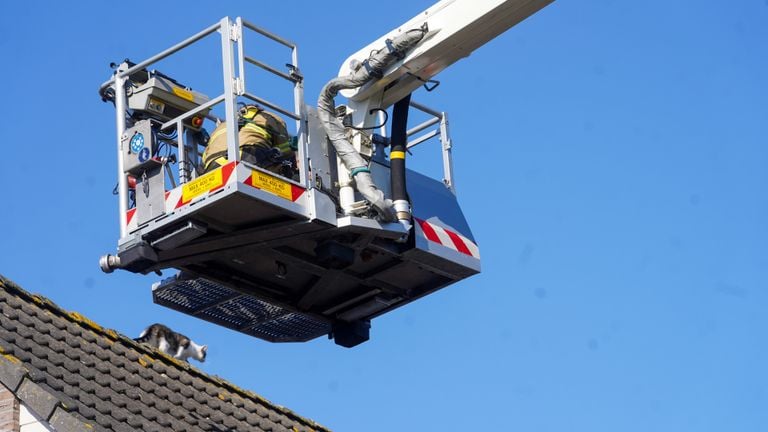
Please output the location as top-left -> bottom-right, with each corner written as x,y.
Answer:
286,64 -> 303,83
406,72 -> 440,92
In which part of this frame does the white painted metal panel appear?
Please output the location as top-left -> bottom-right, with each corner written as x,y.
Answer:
19,403 -> 53,432
339,0 -> 554,108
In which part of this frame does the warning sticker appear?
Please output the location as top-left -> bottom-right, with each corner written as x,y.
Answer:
182,169 -> 223,203
251,171 -> 292,201
172,87 -> 194,102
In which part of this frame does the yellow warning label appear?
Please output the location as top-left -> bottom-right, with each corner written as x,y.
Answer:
182,169 -> 223,203
172,86 -> 194,102
252,171 -> 292,200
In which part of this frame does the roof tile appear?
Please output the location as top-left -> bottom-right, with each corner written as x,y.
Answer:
1,306 -> 19,321
37,311 -> 53,324
231,408 -> 247,421
0,275 -> 331,432
49,406 -> 92,432
112,419 -> 138,432
75,403 -> 97,421
0,354 -> 26,391
127,413 -> 145,428
62,382 -> 85,401
94,360 -> 112,374
17,378 -> 59,420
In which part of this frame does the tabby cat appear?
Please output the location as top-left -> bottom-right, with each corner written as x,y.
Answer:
134,323 -> 207,362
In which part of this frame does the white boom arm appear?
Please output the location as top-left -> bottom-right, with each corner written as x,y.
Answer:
340,0 -> 554,109
321,0 -> 553,223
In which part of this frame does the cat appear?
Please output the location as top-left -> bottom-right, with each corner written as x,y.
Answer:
134,323 -> 207,363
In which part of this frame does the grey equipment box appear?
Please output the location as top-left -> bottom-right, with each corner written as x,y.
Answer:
127,71 -> 210,130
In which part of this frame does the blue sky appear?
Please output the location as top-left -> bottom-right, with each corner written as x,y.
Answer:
2,1 -> 768,431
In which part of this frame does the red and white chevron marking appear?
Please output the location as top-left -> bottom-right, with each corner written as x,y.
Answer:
125,162 -> 307,233
126,208 -> 137,232
415,217 -> 480,259
165,161 -> 237,210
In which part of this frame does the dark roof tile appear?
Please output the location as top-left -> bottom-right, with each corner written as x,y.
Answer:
79,330 -> 97,343
17,378 -> 59,419
48,351 -> 68,368
0,275 -> 331,432
94,372 -> 113,388
124,397 -> 145,415
127,413 -> 146,428
28,356 -> 49,375
61,382 -> 85,401
164,365 -> 181,380
124,373 -> 140,388
193,389 -> 209,404
18,314 -> 36,327
122,385 -> 142,400
108,379 -> 131,396
30,344 -> 48,360
46,367 -> 66,384
178,382 -> 196,398
1,307 -> 19,321
219,400 -> 235,416
50,318 -> 68,330
110,406 -> 130,422
0,355 -> 26,392
77,364 -> 96,381
112,419 -> 139,432
93,384 -> 112,401
49,406 -> 93,432
179,373 -> 194,386
15,326 -> 34,341
18,302 -> 37,317
94,360 -> 112,374
143,422 -> 166,432
180,396 -> 202,413
55,391 -> 81,415
109,394 -> 129,410
37,310 -> 53,324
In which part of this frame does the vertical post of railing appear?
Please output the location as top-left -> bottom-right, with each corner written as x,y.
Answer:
236,17 -> 247,93
177,120 -> 188,183
220,17 -> 240,164
115,64 -> 129,237
291,45 -> 309,186
186,129 -> 200,180
440,112 -> 456,195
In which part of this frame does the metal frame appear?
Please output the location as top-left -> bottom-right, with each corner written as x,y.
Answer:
98,14 -> 484,348
407,101 -> 456,195
99,17 -> 306,239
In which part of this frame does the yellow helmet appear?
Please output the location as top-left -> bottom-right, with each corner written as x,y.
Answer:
239,104 -> 261,121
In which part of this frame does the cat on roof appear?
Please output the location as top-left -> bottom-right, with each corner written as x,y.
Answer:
135,323 -> 207,363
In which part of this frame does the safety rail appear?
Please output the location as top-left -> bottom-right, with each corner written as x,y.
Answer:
406,101 -> 455,195
99,17 -> 306,238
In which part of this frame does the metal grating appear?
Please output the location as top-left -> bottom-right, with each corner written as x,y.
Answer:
199,296 -> 286,329
246,313 -> 331,342
153,275 -> 330,343
153,277 -> 237,310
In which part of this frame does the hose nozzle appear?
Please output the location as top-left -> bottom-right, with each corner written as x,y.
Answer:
99,254 -> 121,273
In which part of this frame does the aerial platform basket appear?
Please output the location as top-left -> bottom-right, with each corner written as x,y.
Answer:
99,16 -> 480,347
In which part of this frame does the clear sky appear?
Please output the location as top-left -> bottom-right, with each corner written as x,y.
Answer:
2,1 -> 767,431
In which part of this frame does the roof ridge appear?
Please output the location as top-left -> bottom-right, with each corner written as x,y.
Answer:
0,274 -> 329,431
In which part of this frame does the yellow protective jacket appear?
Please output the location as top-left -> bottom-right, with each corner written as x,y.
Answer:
202,108 -> 293,171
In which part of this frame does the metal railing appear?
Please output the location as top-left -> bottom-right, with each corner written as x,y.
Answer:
407,101 -> 456,195
99,17 -> 306,238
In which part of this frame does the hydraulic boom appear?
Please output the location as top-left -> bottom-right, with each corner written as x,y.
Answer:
98,0 -> 554,347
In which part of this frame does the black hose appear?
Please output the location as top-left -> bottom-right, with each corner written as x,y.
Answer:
390,94 -> 411,205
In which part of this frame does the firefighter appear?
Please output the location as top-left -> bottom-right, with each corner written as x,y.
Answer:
202,104 -> 295,176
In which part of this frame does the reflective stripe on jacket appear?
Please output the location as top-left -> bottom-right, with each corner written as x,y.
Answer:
202,110 -> 292,170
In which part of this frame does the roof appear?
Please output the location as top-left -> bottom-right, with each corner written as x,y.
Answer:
0,274 -> 331,432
